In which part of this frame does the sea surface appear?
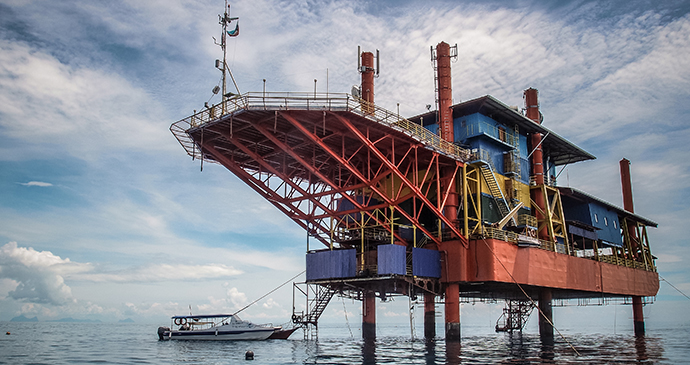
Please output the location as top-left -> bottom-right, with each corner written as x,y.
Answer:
0,322 -> 688,364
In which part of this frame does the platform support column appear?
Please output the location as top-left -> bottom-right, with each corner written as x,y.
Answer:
424,292 -> 436,339
538,288 -> 554,344
445,283 -> 460,341
632,296 -> 645,336
362,291 -> 376,340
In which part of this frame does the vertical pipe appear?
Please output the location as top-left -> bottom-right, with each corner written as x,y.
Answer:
424,292 -> 436,339
435,42 -> 454,143
363,291 -> 376,340
525,88 -> 548,240
445,283 -> 460,341
620,158 -> 645,336
538,288 -> 554,345
361,51 -> 375,106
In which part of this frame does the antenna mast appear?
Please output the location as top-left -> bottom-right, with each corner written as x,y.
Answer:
221,1 -> 229,106
215,1 -> 241,111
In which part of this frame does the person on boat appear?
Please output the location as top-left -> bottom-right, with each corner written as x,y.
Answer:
179,323 -> 190,331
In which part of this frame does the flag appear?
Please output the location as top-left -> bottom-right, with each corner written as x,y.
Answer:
227,18 -> 239,37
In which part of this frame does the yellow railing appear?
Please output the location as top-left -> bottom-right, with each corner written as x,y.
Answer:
170,92 -> 472,163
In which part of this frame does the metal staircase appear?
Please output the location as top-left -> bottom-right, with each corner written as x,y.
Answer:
478,163 -> 514,225
495,299 -> 535,332
292,283 -> 337,339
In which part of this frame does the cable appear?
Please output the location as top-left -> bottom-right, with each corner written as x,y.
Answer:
660,275 -> 690,301
341,296 -> 354,338
480,238 -> 581,356
232,269 -> 306,316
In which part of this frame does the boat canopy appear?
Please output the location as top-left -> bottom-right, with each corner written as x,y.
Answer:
171,314 -> 234,319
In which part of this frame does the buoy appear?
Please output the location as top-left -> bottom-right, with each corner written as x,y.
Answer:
245,350 -> 254,360
5,332 -> 9,335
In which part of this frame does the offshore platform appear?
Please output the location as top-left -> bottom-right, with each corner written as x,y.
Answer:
171,15 -> 658,342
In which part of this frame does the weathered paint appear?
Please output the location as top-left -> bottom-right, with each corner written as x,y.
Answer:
440,238 -> 659,297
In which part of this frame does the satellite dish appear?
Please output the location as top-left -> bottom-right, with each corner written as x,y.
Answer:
351,85 -> 361,98
212,86 -> 221,94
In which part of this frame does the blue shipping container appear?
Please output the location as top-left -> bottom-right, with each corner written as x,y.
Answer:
377,244 -> 406,275
412,248 -> 441,278
306,249 -> 356,281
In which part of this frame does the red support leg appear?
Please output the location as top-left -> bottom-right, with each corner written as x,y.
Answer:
363,291 -> 376,340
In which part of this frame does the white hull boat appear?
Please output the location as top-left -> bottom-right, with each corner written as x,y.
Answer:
157,314 -> 279,341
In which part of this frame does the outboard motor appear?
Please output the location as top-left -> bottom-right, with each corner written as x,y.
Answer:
157,326 -> 170,341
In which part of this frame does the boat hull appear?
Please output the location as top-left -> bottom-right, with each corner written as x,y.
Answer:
162,327 -> 275,341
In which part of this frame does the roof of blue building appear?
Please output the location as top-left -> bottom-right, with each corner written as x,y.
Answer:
558,187 -> 658,227
408,95 -> 596,166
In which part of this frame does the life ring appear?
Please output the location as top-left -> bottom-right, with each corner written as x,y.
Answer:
174,318 -> 187,326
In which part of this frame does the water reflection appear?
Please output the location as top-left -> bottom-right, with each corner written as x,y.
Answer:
424,339 -> 437,365
445,340 -> 461,365
362,338 -> 376,365
634,335 -> 648,361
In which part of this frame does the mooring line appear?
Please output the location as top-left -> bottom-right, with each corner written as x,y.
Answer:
233,269 -> 306,316
342,296 -> 354,338
660,275 -> 690,301
480,238 -> 581,356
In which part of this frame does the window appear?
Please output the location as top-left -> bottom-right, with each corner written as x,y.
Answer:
613,220 -> 617,229
604,217 -> 608,226
594,213 -> 599,223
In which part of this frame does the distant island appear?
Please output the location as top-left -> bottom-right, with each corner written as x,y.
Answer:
46,317 -> 102,323
7,315 -> 133,323
10,315 -> 38,322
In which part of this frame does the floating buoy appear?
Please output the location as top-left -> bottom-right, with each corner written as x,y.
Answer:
5,332 -> 9,335
245,350 -> 254,360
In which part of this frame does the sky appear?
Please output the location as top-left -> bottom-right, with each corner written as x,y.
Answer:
1,0 -> 689,334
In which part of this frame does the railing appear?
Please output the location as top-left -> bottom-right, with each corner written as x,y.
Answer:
170,92 -> 472,163
463,119 -> 519,147
477,227 -> 655,272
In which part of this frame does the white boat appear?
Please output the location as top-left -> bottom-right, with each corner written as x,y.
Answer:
157,314 -> 279,341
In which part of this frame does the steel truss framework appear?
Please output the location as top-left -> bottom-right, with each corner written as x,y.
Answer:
530,184 -> 570,252
174,99 -> 470,249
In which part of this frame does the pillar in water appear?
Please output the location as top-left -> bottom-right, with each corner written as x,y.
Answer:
445,283 -> 460,341
424,292 -> 436,339
538,288 -> 554,345
362,291 -> 376,340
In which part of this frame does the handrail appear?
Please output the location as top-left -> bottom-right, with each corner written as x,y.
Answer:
170,92 -> 472,163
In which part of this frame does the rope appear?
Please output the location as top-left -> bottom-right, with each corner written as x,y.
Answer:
341,296 -> 354,338
479,238 -> 581,356
660,275 -> 690,301
232,269 -> 306,316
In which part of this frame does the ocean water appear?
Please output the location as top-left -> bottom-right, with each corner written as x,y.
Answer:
0,322 -> 688,364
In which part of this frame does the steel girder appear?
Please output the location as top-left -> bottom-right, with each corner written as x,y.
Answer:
188,108 -> 468,248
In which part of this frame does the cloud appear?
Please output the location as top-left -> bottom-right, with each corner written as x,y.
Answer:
75,263 -> 243,283
0,241 -> 87,305
18,181 -> 53,187
0,39 -> 173,160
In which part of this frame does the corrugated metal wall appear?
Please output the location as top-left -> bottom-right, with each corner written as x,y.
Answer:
412,247 -> 441,278
306,249 -> 357,281
377,244 -> 406,275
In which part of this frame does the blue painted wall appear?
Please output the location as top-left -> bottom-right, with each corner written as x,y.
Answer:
377,244 -> 407,275
306,249 -> 357,280
412,247 -> 441,278
561,196 -> 623,247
